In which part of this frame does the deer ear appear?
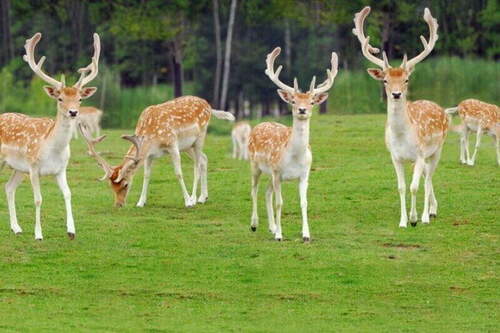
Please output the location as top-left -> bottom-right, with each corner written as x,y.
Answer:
43,86 -> 60,99
367,68 -> 385,81
80,87 -> 97,99
277,89 -> 294,104
312,93 -> 329,105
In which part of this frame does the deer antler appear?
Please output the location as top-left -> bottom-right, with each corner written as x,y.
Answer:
23,33 -> 63,88
113,135 -> 144,183
75,33 -> 101,88
309,52 -> 339,95
78,123 -> 113,181
265,47 -> 296,93
405,8 -> 439,69
352,7 -> 389,69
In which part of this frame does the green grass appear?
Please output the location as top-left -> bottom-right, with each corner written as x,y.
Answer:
0,114 -> 498,331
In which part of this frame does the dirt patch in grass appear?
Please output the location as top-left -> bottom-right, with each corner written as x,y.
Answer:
382,243 -> 421,249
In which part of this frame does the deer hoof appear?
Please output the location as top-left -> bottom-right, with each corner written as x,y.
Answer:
303,237 -> 310,243
429,213 -> 437,218
250,226 -> 257,232
67,232 -> 75,240
275,237 -> 282,242
410,222 -> 417,227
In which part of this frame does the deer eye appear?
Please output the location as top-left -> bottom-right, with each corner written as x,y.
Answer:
58,98 -> 63,102
383,80 -> 388,84
79,98 -> 82,102
291,100 -> 295,104
405,79 -> 409,83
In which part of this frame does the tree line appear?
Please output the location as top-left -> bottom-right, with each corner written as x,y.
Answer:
0,0 -> 498,118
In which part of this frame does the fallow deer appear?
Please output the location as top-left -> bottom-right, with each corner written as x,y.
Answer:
248,47 -> 338,242
445,99 -> 499,166
80,96 -> 234,208
73,106 -> 103,139
0,32 -> 100,240
231,121 -> 251,160
353,7 -> 448,227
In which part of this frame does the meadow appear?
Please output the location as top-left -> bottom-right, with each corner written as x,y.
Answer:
0,113 -> 497,331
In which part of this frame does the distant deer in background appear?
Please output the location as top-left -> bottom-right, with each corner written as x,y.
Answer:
81,96 -> 234,208
0,32 -> 100,240
231,121 -> 251,160
73,106 -> 103,139
248,47 -> 338,242
445,99 -> 499,166
353,7 -> 448,228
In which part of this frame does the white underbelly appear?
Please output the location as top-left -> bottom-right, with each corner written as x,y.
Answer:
177,136 -> 198,151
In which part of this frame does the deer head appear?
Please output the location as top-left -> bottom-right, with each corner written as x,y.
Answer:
265,47 -> 338,120
24,33 -> 100,119
352,6 -> 438,101
79,123 -> 144,207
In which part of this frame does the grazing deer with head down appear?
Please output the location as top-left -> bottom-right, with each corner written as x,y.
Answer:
353,7 -> 448,227
248,47 -> 338,242
445,99 -> 499,166
73,106 -> 103,139
231,121 -> 251,160
80,96 -> 234,208
0,32 -> 100,240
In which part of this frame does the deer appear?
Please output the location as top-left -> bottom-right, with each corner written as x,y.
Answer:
231,121 -> 251,160
445,99 -> 499,166
0,32 -> 100,240
79,96 -> 234,208
352,7 -> 449,228
248,47 -> 338,242
73,106 -> 103,139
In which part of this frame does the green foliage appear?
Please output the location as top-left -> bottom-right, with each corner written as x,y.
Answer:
0,115 -> 497,330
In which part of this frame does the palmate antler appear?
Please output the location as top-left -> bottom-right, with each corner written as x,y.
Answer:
353,6 -> 438,70
404,8 -> 439,69
23,33 -> 64,88
74,33 -> 101,88
265,47 -> 338,95
78,123 -> 113,181
113,135 -> 144,183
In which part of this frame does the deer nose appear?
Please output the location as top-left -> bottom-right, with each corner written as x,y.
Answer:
298,108 -> 307,115
392,92 -> 402,99
68,110 -> 78,117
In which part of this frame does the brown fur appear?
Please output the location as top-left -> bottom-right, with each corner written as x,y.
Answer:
458,99 -> 498,131
248,122 -> 292,168
0,113 -> 55,162
407,100 -> 449,147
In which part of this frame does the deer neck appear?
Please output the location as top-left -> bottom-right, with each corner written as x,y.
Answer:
386,96 -> 410,136
289,116 -> 310,153
47,112 -> 76,151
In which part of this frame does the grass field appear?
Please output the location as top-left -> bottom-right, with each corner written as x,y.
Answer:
0,113 -> 498,331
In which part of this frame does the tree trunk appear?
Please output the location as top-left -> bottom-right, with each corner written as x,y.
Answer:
319,101 -> 327,114
212,0 -> 223,108
0,0 -> 13,65
284,19 -> 292,70
220,0 -> 237,110
169,41 -> 183,98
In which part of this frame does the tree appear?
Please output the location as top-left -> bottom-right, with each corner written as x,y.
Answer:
219,0 -> 238,110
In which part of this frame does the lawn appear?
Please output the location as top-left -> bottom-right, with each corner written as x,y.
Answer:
0,113 -> 497,332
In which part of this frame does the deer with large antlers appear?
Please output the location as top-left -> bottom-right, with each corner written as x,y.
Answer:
353,7 -> 448,227
0,33 -> 100,240
445,99 -> 499,166
79,96 -> 234,208
248,47 -> 338,242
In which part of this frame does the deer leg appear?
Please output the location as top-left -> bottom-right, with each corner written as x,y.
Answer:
468,126 -> 482,166
197,152 -> 208,203
391,156 -> 408,228
232,135 -> 238,159
464,128 -> 472,163
459,126 -> 467,164
29,168 -> 43,240
250,163 -> 261,231
299,170 -> 310,242
136,156 -> 153,207
5,170 -> 24,234
423,152 -> 441,223
189,147 -> 201,204
169,146 -> 195,207
265,181 -> 276,233
409,158 -> 425,224
272,171 -> 283,241
55,169 -> 75,239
